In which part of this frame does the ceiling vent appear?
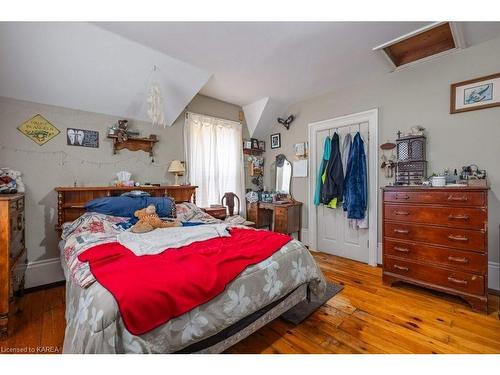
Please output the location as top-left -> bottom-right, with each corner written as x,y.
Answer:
373,22 -> 466,70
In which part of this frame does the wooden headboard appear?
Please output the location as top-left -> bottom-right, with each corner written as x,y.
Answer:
55,185 -> 197,232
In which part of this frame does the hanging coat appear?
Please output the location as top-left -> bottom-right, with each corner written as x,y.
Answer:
313,136 -> 331,206
341,133 -> 352,176
343,132 -> 367,220
321,132 -> 344,205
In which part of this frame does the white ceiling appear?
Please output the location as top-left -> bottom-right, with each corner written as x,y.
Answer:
2,22 -> 500,137
91,21 -> 500,137
0,22 -> 211,127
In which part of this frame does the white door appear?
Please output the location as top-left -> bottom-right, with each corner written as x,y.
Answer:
308,110 -> 378,266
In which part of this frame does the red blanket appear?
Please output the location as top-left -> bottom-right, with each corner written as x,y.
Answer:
78,228 -> 291,335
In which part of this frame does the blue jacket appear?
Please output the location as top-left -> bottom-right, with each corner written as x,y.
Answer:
343,133 -> 367,219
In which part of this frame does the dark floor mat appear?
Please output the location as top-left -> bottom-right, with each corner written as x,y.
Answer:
280,282 -> 344,324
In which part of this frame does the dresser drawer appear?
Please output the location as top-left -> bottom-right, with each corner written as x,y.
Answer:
384,222 -> 485,252
10,249 -> 27,299
384,205 -> 486,229
384,239 -> 487,273
10,211 -> 24,237
384,257 -> 485,296
383,190 -> 485,206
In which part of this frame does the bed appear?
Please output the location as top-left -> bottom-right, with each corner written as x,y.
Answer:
56,187 -> 326,354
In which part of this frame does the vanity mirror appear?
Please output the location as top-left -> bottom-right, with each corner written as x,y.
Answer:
273,154 -> 292,195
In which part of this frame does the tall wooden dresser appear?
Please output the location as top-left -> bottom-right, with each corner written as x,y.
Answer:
0,194 -> 27,336
382,186 -> 488,312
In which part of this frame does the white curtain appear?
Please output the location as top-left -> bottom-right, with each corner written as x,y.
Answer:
184,112 -> 246,214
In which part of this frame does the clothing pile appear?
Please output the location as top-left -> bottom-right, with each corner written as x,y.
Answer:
0,168 -> 25,194
314,132 -> 367,228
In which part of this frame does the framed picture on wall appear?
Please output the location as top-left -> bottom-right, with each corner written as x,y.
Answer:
451,72 -> 500,114
270,133 -> 281,149
250,138 -> 259,149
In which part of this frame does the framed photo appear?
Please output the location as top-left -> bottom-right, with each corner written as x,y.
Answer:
293,142 -> 308,158
451,72 -> 500,114
250,138 -> 259,149
67,128 -> 99,148
243,140 -> 252,149
270,133 -> 281,149
258,140 -> 265,151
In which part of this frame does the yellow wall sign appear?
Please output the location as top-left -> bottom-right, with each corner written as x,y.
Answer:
18,114 -> 60,146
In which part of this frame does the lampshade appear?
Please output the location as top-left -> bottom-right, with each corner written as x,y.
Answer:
168,160 -> 185,173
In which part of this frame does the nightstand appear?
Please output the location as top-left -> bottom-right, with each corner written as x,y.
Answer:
201,207 -> 227,220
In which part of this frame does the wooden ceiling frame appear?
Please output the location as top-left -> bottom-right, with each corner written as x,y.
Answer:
373,22 -> 466,71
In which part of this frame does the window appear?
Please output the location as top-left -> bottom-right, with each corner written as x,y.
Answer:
184,112 -> 245,213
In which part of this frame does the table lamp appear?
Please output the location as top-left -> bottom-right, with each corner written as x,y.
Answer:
168,160 -> 185,185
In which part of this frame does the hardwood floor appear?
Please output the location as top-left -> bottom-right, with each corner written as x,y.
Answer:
0,252 -> 499,354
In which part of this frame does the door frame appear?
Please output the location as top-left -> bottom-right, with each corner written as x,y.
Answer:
308,108 -> 379,266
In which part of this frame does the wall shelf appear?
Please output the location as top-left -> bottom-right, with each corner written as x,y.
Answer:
243,148 -> 264,156
107,134 -> 158,156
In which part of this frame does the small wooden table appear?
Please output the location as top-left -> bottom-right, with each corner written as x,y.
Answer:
246,201 -> 302,240
201,206 -> 227,220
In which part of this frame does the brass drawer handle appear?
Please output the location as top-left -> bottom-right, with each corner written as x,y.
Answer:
394,211 -> 410,216
448,256 -> 469,264
395,194 -> 410,200
448,234 -> 468,242
394,228 -> 409,234
394,246 -> 410,253
393,264 -> 409,272
448,276 -> 468,286
447,195 -> 468,202
448,214 -> 470,221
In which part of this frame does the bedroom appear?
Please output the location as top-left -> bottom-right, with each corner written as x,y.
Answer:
1,0 -> 500,372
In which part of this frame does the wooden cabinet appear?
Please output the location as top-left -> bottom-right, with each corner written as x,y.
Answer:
201,207 -> 227,220
246,201 -> 302,240
0,194 -> 27,337
382,186 -> 488,313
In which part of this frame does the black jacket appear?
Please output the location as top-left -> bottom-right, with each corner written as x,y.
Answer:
321,132 -> 344,204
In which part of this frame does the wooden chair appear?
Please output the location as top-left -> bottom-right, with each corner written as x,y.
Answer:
221,192 -> 240,216
221,192 -> 255,227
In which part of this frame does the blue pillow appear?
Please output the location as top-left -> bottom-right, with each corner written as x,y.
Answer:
85,196 -> 175,218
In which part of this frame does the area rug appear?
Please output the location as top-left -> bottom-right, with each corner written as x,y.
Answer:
280,282 -> 344,324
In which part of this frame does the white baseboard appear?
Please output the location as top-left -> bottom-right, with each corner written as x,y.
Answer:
378,242 -> 499,292
25,257 -> 65,289
489,261 -> 500,292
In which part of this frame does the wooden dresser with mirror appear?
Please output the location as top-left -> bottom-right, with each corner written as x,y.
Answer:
247,154 -> 303,240
0,194 -> 27,337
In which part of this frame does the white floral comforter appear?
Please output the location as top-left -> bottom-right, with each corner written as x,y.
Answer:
61,213 -> 327,353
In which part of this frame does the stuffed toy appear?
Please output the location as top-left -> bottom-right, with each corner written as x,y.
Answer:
131,204 -> 180,233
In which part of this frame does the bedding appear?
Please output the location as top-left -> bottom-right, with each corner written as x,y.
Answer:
117,223 -> 230,255
61,211 -> 326,353
85,195 -> 175,218
79,228 -> 293,335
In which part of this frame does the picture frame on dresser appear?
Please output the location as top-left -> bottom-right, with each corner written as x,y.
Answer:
381,185 -> 489,313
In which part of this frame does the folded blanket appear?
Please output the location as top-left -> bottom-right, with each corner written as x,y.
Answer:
117,223 -> 230,256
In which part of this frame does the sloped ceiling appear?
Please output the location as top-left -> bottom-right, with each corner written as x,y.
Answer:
0,22 -> 211,126
94,21 -> 500,137
2,22 -> 500,137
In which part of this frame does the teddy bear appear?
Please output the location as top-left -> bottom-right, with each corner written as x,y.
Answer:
131,204 -> 181,233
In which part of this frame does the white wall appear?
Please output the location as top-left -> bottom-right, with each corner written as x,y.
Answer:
263,36 -> 500,273
0,94 -> 245,287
